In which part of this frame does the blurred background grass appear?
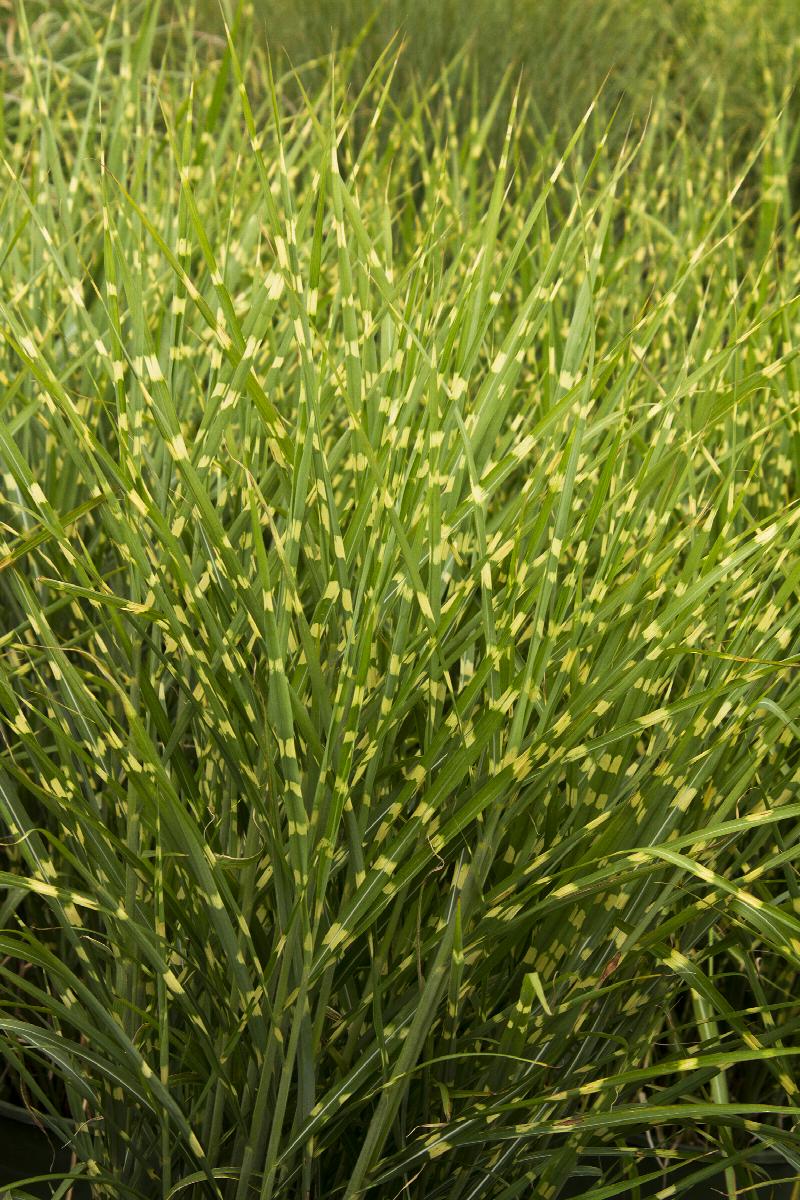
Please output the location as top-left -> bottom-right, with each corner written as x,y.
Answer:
192,0 -> 800,145
17,1 -> 800,156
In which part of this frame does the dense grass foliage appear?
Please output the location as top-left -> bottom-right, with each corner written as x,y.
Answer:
2,2 -> 800,1197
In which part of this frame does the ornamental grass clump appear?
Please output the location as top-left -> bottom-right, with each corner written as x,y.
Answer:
1,2 -> 800,1197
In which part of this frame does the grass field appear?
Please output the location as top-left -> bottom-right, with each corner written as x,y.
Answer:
2,2 -> 800,1197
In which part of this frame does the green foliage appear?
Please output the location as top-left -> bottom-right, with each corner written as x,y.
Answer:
1,2 -> 800,1197
242,0 -> 800,146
